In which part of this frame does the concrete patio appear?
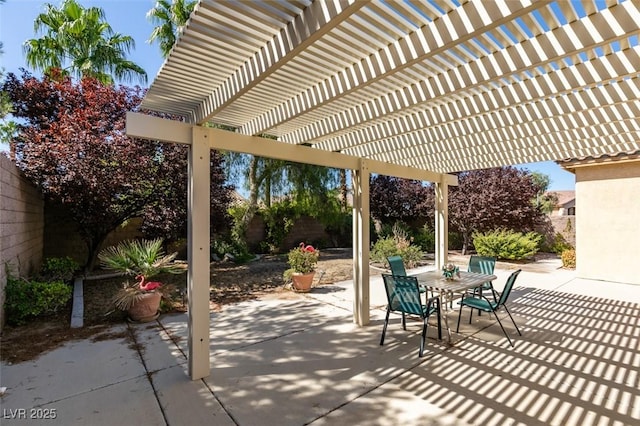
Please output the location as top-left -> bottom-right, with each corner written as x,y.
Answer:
1,262 -> 639,425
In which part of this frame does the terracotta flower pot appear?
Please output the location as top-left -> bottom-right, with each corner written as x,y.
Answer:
127,292 -> 161,322
291,271 -> 315,292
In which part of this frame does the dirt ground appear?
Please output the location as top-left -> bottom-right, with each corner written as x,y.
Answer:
0,249 -> 560,363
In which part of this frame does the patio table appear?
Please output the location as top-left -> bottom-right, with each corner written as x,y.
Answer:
411,270 -> 497,345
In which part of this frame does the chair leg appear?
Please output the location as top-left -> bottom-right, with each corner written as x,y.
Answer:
436,299 -> 442,340
420,318 -> 427,357
380,308 -> 391,346
503,305 -> 521,336
456,297 -> 465,333
402,312 -> 406,330
474,287 -> 482,316
493,311 -> 514,347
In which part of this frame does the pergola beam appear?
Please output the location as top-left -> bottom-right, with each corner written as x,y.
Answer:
126,112 -> 457,185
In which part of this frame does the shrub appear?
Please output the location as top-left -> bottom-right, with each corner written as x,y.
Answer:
413,227 -> 465,252
371,223 -> 424,268
473,229 -> 541,260
370,236 -> 399,264
549,233 -> 573,254
561,249 -> 576,268
39,257 -> 80,282
398,245 -> 423,268
211,236 -> 253,263
448,231 -> 464,250
414,225 -> 435,252
4,277 -> 73,325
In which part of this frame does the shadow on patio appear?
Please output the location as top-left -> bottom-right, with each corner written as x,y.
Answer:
1,275 -> 638,426
140,282 -> 639,425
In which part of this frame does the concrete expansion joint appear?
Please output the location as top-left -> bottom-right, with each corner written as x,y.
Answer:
126,322 -> 170,425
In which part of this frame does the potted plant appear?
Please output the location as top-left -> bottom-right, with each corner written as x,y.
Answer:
98,238 -> 184,322
442,263 -> 460,280
283,242 -> 320,292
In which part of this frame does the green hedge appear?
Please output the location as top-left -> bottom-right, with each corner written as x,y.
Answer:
473,229 -> 541,260
4,277 -> 72,325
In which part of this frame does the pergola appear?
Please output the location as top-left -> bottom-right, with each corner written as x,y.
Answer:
126,0 -> 640,380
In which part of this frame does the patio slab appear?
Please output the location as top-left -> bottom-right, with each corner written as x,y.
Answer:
1,266 -> 638,425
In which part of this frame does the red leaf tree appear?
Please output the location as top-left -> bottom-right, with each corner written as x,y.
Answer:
449,167 -> 543,254
370,175 -> 433,225
3,70 -> 232,270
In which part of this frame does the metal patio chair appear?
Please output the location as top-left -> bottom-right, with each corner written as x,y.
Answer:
467,255 -> 498,303
380,274 -> 442,357
387,255 -> 407,276
456,269 -> 522,347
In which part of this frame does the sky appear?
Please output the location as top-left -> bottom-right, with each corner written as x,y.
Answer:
0,0 -> 576,191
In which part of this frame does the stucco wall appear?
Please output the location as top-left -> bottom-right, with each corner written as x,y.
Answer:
0,155 -> 45,327
575,161 -> 640,285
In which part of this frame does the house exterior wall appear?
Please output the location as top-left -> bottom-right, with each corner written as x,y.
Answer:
555,199 -> 576,216
0,155 -> 45,328
575,161 -> 640,285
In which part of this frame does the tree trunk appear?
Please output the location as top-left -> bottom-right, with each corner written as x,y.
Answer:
84,231 -> 110,273
339,169 -> 347,210
265,174 -> 271,208
461,232 -> 470,256
240,156 -> 260,233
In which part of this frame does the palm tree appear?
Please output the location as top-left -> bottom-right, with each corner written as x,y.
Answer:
147,0 -> 196,58
23,0 -> 147,85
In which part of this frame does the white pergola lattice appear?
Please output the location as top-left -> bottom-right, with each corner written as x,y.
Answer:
126,0 -> 640,379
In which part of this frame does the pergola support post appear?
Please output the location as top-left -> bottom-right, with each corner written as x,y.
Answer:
352,160 -> 370,326
435,177 -> 449,270
187,126 -> 211,380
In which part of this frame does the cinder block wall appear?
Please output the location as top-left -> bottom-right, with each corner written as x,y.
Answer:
0,155 -> 45,328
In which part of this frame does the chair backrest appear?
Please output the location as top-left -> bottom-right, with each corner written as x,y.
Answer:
387,255 -> 407,276
498,269 -> 522,306
468,255 -> 496,275
382,274 -> 423,316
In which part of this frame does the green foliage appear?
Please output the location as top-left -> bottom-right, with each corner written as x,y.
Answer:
4,277 -> 72,325
39,256 -> 80,282
371,237 -> 423,268
98,238 -> 182,278
413,225 -> 435,252
371,223 -> 424,268
473,229 -> 541,260
25,0 -> 147,84
210,236 -> 253,264
370,237 -> 399,263
409,227 -> 464,252
147,0 -> 196,58
561,249 -> 576,268
284,243 -> 319,282
447,232 -> 464,250
261,201 -> 299,252
548,233 -> 573,254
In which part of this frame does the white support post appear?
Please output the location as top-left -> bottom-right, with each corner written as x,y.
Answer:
435,177 -> 449,270
352,160 -> 370,326
187,126 -> 211,380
